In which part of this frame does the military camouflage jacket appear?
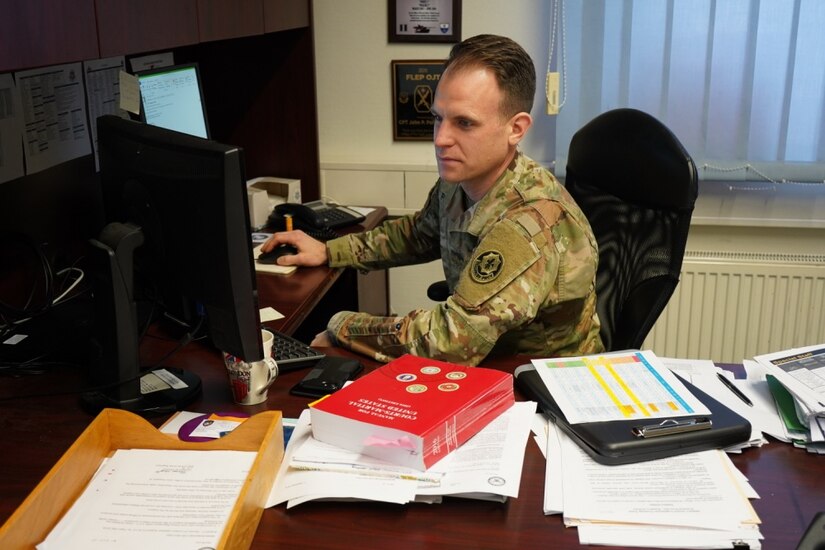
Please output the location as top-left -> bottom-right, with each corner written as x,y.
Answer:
325,151 -> 604,365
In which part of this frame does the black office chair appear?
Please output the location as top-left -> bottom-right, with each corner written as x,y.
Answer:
565,108 -> 698,351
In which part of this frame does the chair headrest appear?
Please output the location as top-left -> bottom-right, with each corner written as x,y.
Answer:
566,108 -> 698,209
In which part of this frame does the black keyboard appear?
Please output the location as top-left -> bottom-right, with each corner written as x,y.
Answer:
271,330 -> 325,371
316,205 -> 365,229
299,224 -> 340,242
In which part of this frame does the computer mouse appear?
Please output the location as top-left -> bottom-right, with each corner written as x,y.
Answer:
257,244 -> 298,264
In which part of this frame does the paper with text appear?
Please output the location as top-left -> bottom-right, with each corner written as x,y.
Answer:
532,350 -> 710,424
417,400 -> 536,500
268,402 -> 535,507
755,343 -> 825,419
0,72 -> 24,184
38,449 -> 255,550
560,438 -> 760,531
83,57 -> 128,170
16,63 -> 91,175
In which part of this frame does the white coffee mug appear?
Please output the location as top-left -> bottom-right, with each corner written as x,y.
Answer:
223,329 -> 278,405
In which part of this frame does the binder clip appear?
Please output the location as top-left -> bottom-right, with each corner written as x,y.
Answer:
632,417 -> 712,438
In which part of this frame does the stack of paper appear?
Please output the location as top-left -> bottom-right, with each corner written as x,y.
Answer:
267,401 -> 536,508
520,350 -> 767,548
534,416 -> 763,548
751,343 -> 825,453
39,449 -> 256,549
661,357 -> 768,451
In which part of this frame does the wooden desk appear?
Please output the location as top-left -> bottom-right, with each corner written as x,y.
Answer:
1,345 -> 824,548
2,217 -> 824,547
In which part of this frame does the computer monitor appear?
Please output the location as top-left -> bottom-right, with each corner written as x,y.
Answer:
137,63 -> 210,139
84,115 -> 262,414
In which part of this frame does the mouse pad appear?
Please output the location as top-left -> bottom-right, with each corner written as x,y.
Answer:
252,244 -> 297,275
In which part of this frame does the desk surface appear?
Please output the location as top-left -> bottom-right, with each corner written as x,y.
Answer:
2,347 -> 824,549
2,207 -> 825,547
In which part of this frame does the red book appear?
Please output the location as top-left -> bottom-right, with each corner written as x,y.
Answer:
309,355 -> 514,471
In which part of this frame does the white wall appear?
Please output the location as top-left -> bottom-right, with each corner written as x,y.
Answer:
311,1 -> 825,347
312,1 -> 559,315
312,0 -> 556,167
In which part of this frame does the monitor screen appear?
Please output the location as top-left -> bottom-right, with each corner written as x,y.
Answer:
137,63 -> 210,139
88,115 -> 261,413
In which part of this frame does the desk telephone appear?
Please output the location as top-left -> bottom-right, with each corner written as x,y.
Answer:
267,200 -> 365,240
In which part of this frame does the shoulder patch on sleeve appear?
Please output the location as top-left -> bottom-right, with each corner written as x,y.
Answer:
454,219 -> 540,309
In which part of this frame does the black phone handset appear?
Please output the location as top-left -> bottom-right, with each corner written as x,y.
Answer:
267,200 -> 365,240
273,202 -> 322,226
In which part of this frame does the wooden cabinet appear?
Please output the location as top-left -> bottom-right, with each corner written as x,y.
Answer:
197,0 -> 265,43
264,0 -> 310,32
0,0 -> 99,72
96,0 -> 310,58
3,0 -> 312,73
3,0 -> 319,247
95,0 -> 199,58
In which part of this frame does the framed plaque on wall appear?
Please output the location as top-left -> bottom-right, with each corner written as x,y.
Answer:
388,0 -> 461,44
391,60 -> 444,141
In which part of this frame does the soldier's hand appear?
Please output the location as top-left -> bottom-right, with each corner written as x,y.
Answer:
311,331 -> 334,347
261,230 -> 328,266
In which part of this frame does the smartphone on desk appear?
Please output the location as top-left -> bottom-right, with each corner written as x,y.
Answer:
289,356 -> 364,398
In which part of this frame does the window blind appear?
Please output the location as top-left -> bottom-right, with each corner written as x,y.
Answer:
553,0 -> 825,184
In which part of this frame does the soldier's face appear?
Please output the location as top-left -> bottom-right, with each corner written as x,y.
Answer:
432,67 -> 517,196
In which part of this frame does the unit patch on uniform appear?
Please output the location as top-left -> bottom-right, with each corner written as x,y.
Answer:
454,218 -> 540,309
471,250 -> 504,283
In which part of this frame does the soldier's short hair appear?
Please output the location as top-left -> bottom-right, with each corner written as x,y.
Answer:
443,34 -> 536,118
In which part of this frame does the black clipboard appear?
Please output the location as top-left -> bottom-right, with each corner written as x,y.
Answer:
514,363 -> 752,465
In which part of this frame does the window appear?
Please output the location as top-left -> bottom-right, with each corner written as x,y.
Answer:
553,0 -> 825,185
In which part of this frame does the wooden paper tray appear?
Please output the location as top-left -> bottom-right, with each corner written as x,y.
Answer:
0,408 -> 284,550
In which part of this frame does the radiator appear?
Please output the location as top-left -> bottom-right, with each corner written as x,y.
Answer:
642,251 -> 825,364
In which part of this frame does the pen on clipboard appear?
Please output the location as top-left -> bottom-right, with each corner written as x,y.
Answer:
717,372 -> 753,407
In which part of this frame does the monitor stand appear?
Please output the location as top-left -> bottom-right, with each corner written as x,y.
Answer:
83,222 -> 202,416
80,367 -> 202,416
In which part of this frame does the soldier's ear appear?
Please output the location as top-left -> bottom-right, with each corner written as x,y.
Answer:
508,112 -> 532,146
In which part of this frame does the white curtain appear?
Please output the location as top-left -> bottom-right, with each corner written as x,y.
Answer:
554,0 -> 825,184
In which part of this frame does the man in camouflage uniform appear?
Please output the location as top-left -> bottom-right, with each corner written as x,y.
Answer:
262,34 -> 604,365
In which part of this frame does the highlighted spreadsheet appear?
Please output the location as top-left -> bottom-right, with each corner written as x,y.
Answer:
531,350 -> 711,424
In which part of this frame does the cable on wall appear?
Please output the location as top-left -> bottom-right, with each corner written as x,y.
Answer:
545,0 -> 567,115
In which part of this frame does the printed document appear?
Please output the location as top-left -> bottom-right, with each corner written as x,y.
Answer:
534,414 -> 763,547
755,344 -> 825,418
267,410 -> 419,508
268,401 -> 536,507
532,350 -> 710,424
15,63 -> 91,175
559,438 -> 759,530
662,356 -> 767,450
416,400 -> 536,500
0,72 -> 24,184
38,449 -> 255,550
556,431 -> 761,550
83,56 -> 128,170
